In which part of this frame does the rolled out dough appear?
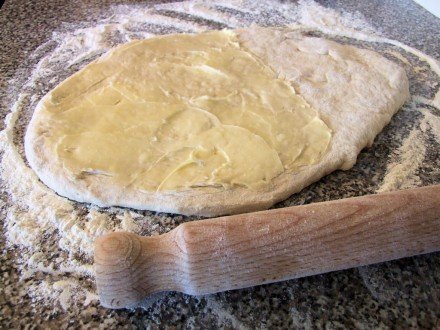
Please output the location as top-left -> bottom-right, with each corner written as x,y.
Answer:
25,27 -> 410,216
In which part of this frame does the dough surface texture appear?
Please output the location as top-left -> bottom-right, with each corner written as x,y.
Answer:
25,27 -> 409,216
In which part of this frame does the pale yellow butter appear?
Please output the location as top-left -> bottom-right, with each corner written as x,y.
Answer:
41,30 -> 332,191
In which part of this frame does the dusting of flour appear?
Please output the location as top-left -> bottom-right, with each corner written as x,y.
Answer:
1,0 -> 439,314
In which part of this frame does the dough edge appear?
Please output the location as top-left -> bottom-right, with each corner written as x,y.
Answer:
25,26 -> 410,216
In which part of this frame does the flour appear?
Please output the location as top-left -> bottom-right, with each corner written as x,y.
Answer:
1,0 -> 439,312
378,122 -> 426,192
294,0 -> 378,35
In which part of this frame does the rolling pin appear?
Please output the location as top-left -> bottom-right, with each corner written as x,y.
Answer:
95,185 -> 440,309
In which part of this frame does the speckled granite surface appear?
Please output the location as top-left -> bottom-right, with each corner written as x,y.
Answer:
1,0 -> 440,328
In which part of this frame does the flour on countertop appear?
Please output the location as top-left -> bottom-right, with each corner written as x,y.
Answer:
378,104 -> 440,193
1,0 -> 439,313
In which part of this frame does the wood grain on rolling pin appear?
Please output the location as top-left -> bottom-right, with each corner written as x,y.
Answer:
94,185 -> 440,308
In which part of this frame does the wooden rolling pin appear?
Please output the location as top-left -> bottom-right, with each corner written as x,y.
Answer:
95,185 -> 440,309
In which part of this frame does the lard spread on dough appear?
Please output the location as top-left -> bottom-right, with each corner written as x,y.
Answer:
39,30 -> 331,191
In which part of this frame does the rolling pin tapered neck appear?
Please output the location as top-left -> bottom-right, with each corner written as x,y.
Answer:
95,231 -> 181,308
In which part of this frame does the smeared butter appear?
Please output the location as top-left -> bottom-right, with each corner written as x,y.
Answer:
40,30 -> 332,191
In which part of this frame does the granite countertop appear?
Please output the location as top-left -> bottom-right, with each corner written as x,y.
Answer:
1,0 -> 439,328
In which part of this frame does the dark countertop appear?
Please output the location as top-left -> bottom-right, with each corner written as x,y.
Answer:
1,0 -> 439,328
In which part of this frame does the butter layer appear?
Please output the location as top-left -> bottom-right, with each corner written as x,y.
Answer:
38,30 -> 332,191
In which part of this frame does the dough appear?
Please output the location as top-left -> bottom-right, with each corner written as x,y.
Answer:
25,27 -> 409,216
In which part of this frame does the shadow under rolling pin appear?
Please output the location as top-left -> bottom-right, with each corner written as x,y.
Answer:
94,185 -> 440,309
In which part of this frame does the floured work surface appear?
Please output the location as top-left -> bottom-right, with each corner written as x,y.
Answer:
1,0 -> 440,327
